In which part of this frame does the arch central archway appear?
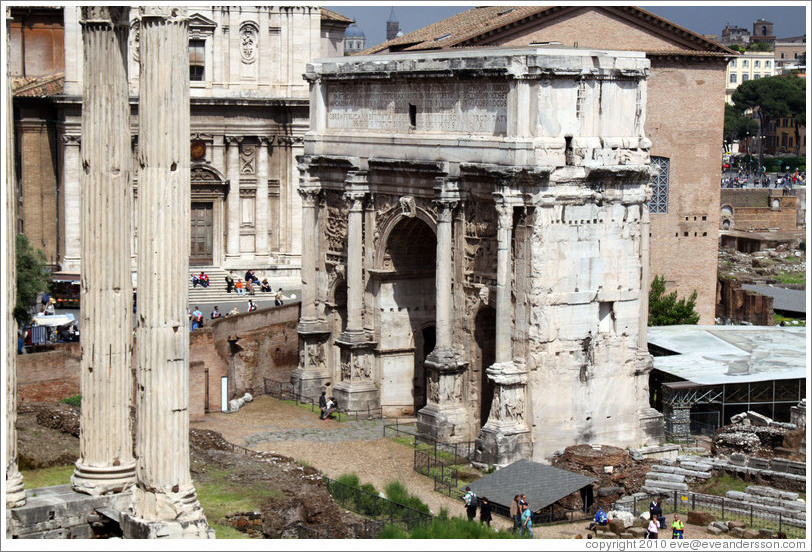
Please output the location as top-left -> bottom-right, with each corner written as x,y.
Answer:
375,215 -> 436,416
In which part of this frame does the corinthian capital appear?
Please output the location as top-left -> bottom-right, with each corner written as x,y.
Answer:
81,6 -> 130,27
138,6 -> 187,23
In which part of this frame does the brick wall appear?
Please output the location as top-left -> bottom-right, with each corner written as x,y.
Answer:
716,278 -> 775,325
15,305 -> 300,422
720,190 -> 799,231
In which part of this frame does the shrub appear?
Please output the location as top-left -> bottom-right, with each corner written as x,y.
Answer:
59,394 -> 81,407
356,483 -> 382,516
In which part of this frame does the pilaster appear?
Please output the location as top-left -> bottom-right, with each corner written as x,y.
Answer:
60,134 -> 82,273
121,6 -> 213,539
255,136 -> 270,263
71,5 -> 136,496
225,135 -> 241,260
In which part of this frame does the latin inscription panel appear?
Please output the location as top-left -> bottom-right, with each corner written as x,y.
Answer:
326,81 -> 508,135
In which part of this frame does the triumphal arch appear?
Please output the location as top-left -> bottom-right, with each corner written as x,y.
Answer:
293,47 -> 664,465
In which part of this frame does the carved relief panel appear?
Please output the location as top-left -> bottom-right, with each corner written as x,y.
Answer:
463,200 -> 497,286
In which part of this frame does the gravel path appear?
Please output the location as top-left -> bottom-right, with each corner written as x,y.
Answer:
191,395 -> 737,540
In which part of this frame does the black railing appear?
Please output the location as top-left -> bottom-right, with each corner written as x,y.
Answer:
614,490 -> 806,539
263,378 -> 383,421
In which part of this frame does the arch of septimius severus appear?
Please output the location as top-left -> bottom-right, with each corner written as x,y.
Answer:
293,47 -> 665,466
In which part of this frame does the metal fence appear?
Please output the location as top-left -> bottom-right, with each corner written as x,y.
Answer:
263,378 -> 383,421
321,476 -> 433,537
615,490 -> 806,539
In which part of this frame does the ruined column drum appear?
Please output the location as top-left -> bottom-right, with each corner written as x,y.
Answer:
296,47 -> 664,463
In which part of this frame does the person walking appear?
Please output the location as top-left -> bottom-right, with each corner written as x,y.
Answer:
520,501 -> 533,538
225,271 -> 235,293
510,494 -> 521,532
479,496 -> 492,527
247,299 -> 257,312
463,486 -> 477,521
211,306 -> 221,319
671,514 -> 684,539
275,287 -> 284,306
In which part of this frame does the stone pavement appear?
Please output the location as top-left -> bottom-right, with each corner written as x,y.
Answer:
243,418 -> 392,446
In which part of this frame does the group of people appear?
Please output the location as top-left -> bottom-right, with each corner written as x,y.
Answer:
461,487 -> 495,530
191,272 -> 210,287
190,303 -> 254,329
645,497 -> 684,539
39,292 -> 56,316
318,391 -> 339,420
225,270 -> 284,305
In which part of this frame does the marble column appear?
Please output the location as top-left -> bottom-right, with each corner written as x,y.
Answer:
292,162 -> 330,399
475,196 -> 531,467
70,6 -> 136,496
255,136 -> 270,264
334,171 -> 378,412
5,6 -> 25,510
60,135 -> 82,273
121,7 -> 213,539
417,177 -> 472,443
225,136 -> 241,260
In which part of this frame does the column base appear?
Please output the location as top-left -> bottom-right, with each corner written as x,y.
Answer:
71,460 -> 136,496
290,368 -> 331,401
120,512 -> 215,539
121,486 -> 214,539
5,471 -> 26,509
417,404 -> 473,444
475,423 -> 532,468
332,381 -> 379,413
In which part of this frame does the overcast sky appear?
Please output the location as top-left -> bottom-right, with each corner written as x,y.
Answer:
329,3 -> 809,50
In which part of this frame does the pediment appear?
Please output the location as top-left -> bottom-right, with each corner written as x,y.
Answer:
188,12 -> 217,30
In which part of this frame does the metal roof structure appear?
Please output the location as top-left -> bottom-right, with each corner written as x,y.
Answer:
647,325 -> 807,386
466,459 -> 595,512
741,284 -> 807,315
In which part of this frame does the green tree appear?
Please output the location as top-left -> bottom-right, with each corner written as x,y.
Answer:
732,75 -> 806,155
746,41 -> 773,52
648,275 -> 700,326
723,103 -> 759,149
15,233 -> 49,326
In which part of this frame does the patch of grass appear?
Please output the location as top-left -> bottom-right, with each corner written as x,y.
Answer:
775,271 -> 805,285
59,394 -> 82,407
693,474 -> 749,496
195,471 -> 277,539
380,510 -> 518,539
775,314 -> 806,327
21,464 -> 74,489
389,435 -> 416,448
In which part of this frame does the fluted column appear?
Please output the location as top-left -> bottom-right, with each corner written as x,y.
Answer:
70,6 -> 136,496
5,6 -> 25,510
475,192 -> 531,466
417,177 -> 472,443
60,134 -> 82,273
255,136 -> 270,263
225,136 -> 241,259
293,162 -> 330,399
122,6 -> 213,538
638,204 -> 651,351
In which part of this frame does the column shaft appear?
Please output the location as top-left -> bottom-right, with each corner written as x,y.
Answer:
298,186 -> 319,321
6,7 -> 25,508
72,6 -> 135,495
345,197 -> 364,333
255,138 -> 270,260
435,204 -> 453,349
126,8 -> 211,536
226,137 -> 240,257
638,205 -> 651,349
60,136 -> 82,272
494,202 -> 513,364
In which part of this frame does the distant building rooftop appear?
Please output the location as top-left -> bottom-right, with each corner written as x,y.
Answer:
741,284 -> 807,315
647,325 -> 807,386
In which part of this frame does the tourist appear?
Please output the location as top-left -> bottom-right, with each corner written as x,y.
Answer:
479,496 -> 492,527
588,507 -> 608,531
225,270 -> 235,293
260,278 -> 272,293
45,297 -> 56,315
318,391 -> 328,420
228,307 -> 239,316
41,290 -> 50,308
649,497 -> 664,528
198,271 -> 209,287
235,278 -> 245,296
671,514 -> 684,539
275,287 -> 284,306
323,396 -> 338,420
211,306 -> 221,319
247,299 -> 257,312
520,501 -> 533,538
191,274 -> 199,287
646,517 -> 659,539
191,306 -> 204,330
245,278 -> 255,295
510,494 -> 521,532
463,486 -> 478,521
245,269 -> 260,286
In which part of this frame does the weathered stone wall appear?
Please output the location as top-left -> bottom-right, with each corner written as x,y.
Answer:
715,277 -> 775,325
17,343 -> 81,402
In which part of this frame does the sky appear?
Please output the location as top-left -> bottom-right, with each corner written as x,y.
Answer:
327,2 -> 809,50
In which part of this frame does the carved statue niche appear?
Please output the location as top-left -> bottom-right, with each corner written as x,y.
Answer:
427,371 -> 440,404
340,350 -> 351,381
307,343 -> 326,372
240,23 -> 258,64
240,142 -> 256,175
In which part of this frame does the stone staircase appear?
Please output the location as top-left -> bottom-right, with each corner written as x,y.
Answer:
188,267 -> 232,305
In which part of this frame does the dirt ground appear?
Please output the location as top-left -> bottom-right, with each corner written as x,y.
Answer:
191,395 -> 737,539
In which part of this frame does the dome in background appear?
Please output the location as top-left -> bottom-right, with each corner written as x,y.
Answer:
345,21 -> 365,39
